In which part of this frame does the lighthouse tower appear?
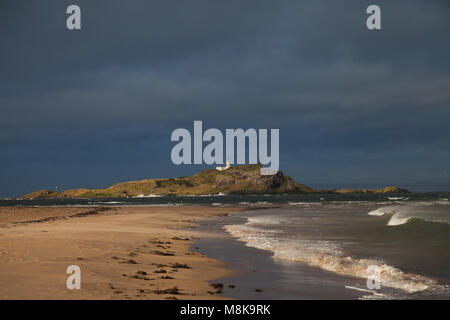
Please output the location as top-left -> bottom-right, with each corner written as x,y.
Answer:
216,160 -> 231,171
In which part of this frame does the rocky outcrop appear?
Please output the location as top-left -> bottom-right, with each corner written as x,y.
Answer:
334,186 -> 410,194
215,175 -> 236,188
371,186 -> 410,193
216,165 -> 314,194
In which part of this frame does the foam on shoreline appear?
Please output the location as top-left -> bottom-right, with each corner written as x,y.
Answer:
224,220 -> 442,294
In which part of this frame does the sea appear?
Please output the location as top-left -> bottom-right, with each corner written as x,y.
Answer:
2,192 -> 449,299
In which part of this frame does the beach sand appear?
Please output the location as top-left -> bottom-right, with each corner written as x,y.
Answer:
0,205 -> 243,299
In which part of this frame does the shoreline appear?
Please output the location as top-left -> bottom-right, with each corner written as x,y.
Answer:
2,202 -> 449,300
192,211 -> 367,300
0,205 -> 244,299
207,205 -> 450,300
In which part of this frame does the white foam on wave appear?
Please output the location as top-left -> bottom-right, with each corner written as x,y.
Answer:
224,222 -> 438,293
388,196 -> 409,200
100,201 -> 126,204
246,215 -> 289,226
133,194 -> 162,198
368,204 -> 450,226
368,206 -> 400,216
288,202 -> 322,206
249,201 -> 272,206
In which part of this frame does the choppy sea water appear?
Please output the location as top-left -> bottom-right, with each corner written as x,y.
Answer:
220,195 -> 450,299
1,191 -> 449,207
2,192 -> 449,299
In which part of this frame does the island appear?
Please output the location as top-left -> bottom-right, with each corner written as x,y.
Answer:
23,164 -> 409,199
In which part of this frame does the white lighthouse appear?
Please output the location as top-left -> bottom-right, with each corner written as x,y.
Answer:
216,160 -> 231,171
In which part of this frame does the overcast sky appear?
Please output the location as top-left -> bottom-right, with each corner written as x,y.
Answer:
1,0 -> 450,197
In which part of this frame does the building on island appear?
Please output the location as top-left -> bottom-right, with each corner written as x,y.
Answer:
216,160 -> 231,171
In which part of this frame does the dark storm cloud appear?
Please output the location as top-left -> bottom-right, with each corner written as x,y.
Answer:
1,0 -> 450,196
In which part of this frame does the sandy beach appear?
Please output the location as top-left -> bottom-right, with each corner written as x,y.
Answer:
0,205 -> 243,300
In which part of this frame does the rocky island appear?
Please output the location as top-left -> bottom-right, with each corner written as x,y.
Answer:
23,164 -> 409,199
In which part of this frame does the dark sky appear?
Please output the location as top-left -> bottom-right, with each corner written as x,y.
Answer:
1,0 -> 450,197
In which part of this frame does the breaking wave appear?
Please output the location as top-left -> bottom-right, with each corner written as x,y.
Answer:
246,215 -> 290,226
388,196 -> 409,201
224,222 -> 440,293
368,203 -> 450,226
133,194 -> 162,198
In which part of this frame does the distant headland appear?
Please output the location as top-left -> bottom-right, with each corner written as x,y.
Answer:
23,164 -> 409,199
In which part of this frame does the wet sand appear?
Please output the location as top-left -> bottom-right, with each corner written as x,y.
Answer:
0,205 -> 243,299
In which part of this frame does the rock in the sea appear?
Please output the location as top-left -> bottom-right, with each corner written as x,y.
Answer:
334,186 -> 409,194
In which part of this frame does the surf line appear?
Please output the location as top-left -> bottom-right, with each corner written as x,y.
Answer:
170,121 -> 279,175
